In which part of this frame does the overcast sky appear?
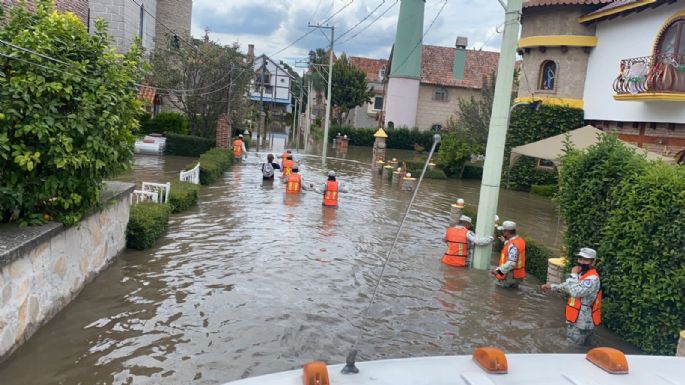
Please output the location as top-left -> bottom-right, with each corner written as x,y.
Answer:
191,0 -> 505,70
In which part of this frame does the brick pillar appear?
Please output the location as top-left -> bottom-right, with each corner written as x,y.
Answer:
216,114 -> 231,149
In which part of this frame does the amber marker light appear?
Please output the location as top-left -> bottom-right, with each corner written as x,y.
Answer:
586,347 -> 629,374
472,347 -> 508,374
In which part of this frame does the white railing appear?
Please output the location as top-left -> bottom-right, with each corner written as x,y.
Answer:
131,190 -> 159,204
142,182 -> 171,204
180,163 -> 200,185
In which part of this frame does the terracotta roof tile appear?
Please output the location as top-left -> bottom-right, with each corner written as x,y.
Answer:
523,0 -> 612,8
138,85 -> 156,104
420,45 -> 499,89
580,0 -> 654,19
349,56 -> 389,83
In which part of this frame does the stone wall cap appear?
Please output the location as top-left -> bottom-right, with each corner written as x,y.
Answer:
548,257 -> 568,267
0,181 -> 134,268
681,330 -> 685,339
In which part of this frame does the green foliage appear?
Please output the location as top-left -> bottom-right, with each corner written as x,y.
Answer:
508,157 -> 558,191
168,180 -> 199,213
505,105 -> 584,190
462,164 -> 483,180
331,125 -> 434,150
0,2 -> 143,225
165,133 -> 216,157
558,134 -> 647,259
455,73 -> 496,152
126,202 -> 170,250
437,130 -> 474,178
531,184 -> 557,197
525,238 -> 554,282
141,112 -> 189,135
425,169 -> 447,180
599,162 -> 685,355
558,134 -> 684,354
331,53 -> 374,121
192,148 -> 232,185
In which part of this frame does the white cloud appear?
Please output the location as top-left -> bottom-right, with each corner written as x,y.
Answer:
192,0 -> 505,66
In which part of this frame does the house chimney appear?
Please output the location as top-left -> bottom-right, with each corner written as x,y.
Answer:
453,36 -> 468,80
247,44 -> 255,63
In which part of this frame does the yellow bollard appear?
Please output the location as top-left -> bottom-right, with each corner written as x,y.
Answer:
449,198 -> 465,224
677,330 -> 685,357
402,174 -> 416,191
382,165 -> 394,180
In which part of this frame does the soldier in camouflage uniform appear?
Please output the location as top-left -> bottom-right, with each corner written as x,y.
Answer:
541,247 -> 602,345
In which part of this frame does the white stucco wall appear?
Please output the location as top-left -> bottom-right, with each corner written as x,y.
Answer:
91,0 -> 157,52
250,57 -> 292,104
583,3 -> 685,123
385,77 -> 420,128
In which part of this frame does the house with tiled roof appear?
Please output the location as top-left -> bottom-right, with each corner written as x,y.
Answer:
382,0 -> 499,131
517,0 -> 685,162
345,57 -> 388,128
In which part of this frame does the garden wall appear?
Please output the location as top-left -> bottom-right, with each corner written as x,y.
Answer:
0,181 -> 134,362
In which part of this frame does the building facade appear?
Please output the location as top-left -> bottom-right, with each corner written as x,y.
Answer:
517,0 -> 685,161
90,0 -> 157,51
249,53 -> 294,123
345,56 -> 388,128
2,0 -> 89,24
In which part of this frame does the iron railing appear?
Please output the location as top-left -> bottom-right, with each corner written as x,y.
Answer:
613,53 -> 685,95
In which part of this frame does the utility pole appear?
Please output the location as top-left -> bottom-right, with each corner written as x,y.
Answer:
308,23 -> 334,167
306,77 -> 312,148
472,0 -> 524,270
259,56 -> 266,150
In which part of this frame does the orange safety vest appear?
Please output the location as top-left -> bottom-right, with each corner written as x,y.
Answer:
233,139 -> 243,158
442,226 -> 469,267
286,173 -> 301,194
565,269 -> 602,326
497,236 -> 526,280
281,152 -> 289,167
282,159 -> 294,176
322,181 -> 339,207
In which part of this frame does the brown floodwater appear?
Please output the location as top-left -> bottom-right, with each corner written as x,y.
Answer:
0,137 -> 637,385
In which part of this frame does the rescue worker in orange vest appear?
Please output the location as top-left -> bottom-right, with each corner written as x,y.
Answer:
314,171 -> 348,207
285,166 -> 302,194
442,215 -> 494,267
541,247 -> 601,345
281,156 -> 295,177
490,220 -> 526,288
233,134 -> 247,163
279,150 -> 292,168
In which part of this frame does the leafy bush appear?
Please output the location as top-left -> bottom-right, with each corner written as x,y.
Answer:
190,148 -> 232,185
126,202 -> 170,250
0,2 -> 143,225
505,105 -> 584,190
558,134 -> 647,259
531,184 -> 557,197
597,162 -> 685,355
331,125 -> 434,150
425,169 -> 447,179
141,112 -> 189,135
507,157 -> 558,191
462,164 -> 483,180
168,180 -> 200,213
525,238 -> 554,282
437,131 -> 474,177
165,133 -> 216,157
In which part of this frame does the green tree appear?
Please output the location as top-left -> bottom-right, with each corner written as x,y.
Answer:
455,73 -> 495,152
437,120 -> 476,177
330,53 -> 374,123
0,0 -> 143,225
149,32 -> 250,138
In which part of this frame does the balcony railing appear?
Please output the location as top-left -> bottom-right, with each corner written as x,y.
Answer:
613,53 -> 685,97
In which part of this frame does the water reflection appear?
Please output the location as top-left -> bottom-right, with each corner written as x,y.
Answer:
0,143 -> 637,385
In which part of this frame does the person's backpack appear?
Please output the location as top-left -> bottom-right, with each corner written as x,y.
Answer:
262,162 -> 274,178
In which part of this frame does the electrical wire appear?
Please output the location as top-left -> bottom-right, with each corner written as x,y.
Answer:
337,0 -> 399,45
335,0 -> 385,43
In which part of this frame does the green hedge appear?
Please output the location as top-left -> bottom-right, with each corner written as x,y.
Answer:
525,239 -> 553,282
507,156 -> 558,191
141,112 -> 189,135
462,164 -> 483,180
165,133 -> 216,157
332,125 -> 434,150
531,184 -> 557,197
187,148 -> 232,185
558,134 -> 684,355
168,180 -> 200,213
126,202 -> 170,250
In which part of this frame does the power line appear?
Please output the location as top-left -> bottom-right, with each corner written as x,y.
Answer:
337,0 -> 399,45
335,0 -> 386,43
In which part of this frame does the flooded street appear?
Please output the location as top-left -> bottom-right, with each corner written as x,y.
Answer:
0,140 -> 636,385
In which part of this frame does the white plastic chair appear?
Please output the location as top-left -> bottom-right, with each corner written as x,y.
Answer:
142,182 -> 171,203
180,163 -> 200,185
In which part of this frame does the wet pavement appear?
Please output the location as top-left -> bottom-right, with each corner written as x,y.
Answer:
0,138 -> 637,385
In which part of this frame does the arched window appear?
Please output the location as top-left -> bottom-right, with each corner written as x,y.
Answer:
656,17 -> 685,58
433,87 -> 448,102
538,60 -> 557,91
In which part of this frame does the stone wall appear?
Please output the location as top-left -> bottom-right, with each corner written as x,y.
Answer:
415,84 -> 479,131
1,0 -> 89,24
0,181 -> 134,362
90,0 -> 157,52
154,0 -> 192,49
520,6 -> 596,38
517,47 -> 592,101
